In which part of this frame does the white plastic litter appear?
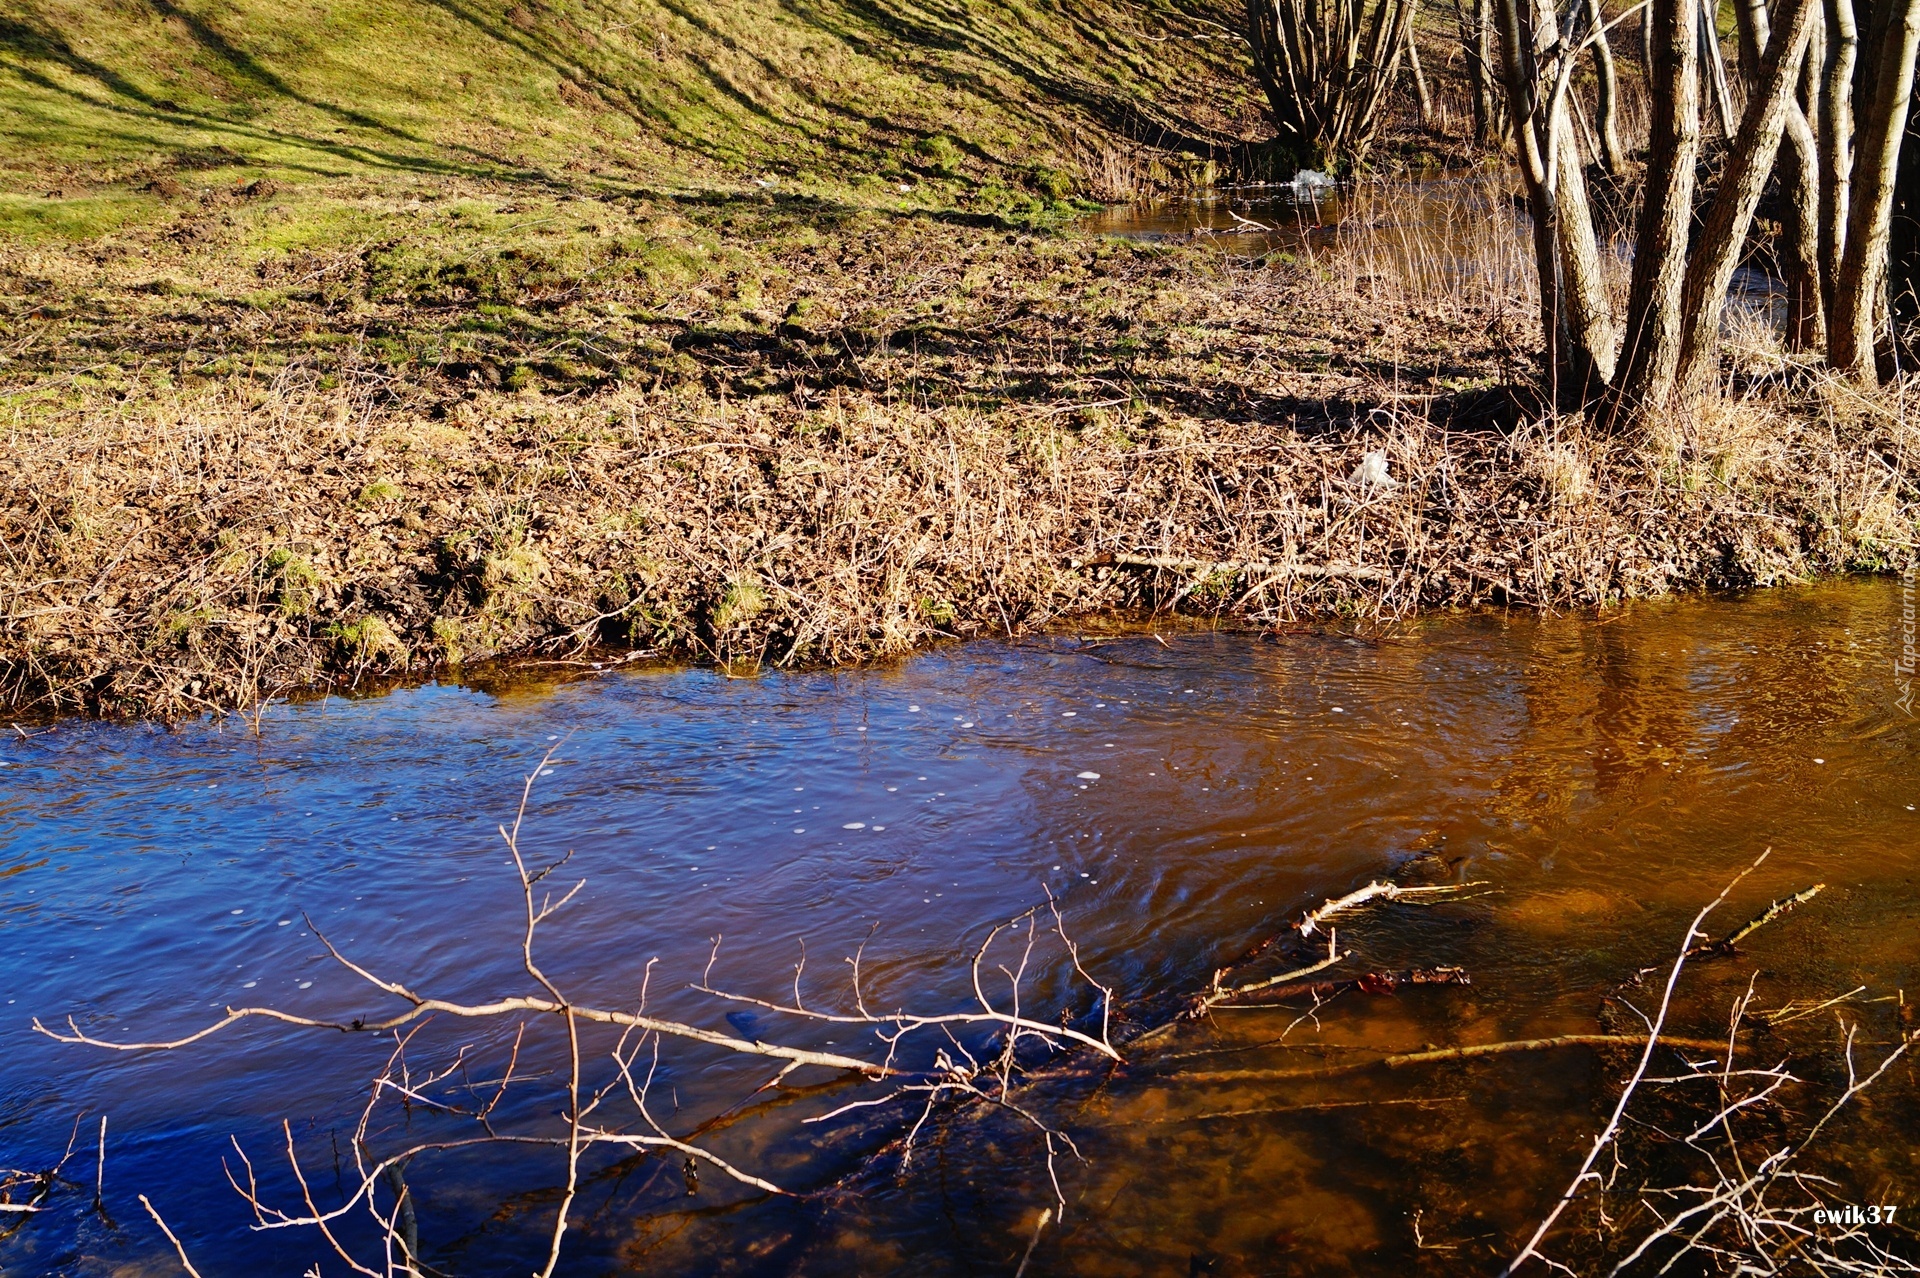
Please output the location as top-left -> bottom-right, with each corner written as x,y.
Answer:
1349,450 -> 1397,488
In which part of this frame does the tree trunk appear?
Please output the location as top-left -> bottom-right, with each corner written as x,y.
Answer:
1831,0 -> 1920,378
1497,0 -> 1620,400
1780,102 -> 1829,348
1892,75 -> 1920,352
1470,2 -> 1493,140
1609,0 -> 1702,410
1735,0 -> 1768,77
1702,0 -> 1740,135
1818,0 -> 1858,321
1733,0 -> 1826,348
1458,0 -> 1510,141
1483,0 -> 1511,138
1588,0 -> 1631,173
1785,9 -> 1829,347
1676,0 -> 1821,390
1552,139 -> 1620,391
1407,24 -> 1437,127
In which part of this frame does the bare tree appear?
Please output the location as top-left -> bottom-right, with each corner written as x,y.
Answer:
1246,0 -> 1421,165
1784,55 -> 1831,347
1406,22 -> 1439,129
1456,0 -> 1510,141
1702,0 -> 1742,137
1497,0 -> 1621,401
1735,0 -> 1828,347
1832,0 -> 1920,374
1498,0 -> 1920,412
1819,0 -> 1860,323
1676,0 -> 1822,391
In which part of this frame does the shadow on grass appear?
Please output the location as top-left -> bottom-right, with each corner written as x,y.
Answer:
0,13 -> 551,185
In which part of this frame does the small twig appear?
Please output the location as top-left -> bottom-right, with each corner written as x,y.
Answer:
140,1195 -> 206,1278
1075,554 -> 1389,582
1205,965 -> 1472,1009
1012,1207 -> 1053,1278
1296,880 -> 1490,936
1162,1094 -> 1467,1123
1686,884 -> 1825,957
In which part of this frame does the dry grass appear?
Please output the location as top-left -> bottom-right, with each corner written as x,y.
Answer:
3,172 -> 1916,718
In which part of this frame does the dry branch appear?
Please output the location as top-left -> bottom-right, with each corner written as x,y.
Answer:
1686,882 -> 1825,957
1295,879 -> 1489,935
1077,555 -> 1390,581
140,1194 -> 207,1278
1204,965 -> 1472,1008
1502,848 -> 1773,1276
39,752 -> 1119,1272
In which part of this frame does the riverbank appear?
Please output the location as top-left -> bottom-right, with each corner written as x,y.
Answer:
4,177 -> 1917,717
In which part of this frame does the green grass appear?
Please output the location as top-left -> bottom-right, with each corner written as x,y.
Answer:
0,0 -> 1259,242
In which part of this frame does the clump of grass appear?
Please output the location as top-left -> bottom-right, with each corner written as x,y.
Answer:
713,578 -> 767,632
263,548 -> 321,617
328,615 -> 407,668
911,135 -> 965,178
355,479 -> 404,507
1518,425 -> 1600,508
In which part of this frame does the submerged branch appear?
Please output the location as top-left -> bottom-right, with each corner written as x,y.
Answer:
1168,1032 -> 1740,1083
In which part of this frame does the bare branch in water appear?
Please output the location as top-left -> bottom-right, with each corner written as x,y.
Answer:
1502,848 -> 1773,1277
38,752 -> 1120,1272
139,1194 -> 206,1278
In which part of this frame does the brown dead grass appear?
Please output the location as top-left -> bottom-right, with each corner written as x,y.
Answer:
3,187 -> 1916,718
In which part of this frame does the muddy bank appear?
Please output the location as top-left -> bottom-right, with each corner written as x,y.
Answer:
4,202 -> 1916,717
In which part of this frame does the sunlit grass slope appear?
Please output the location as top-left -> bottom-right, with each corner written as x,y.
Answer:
1,0 -> 1258,234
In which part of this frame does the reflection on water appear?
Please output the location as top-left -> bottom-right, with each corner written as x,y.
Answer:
1083,179 -> 1786,331
1078,175 -> 1512,259
1080,175 -> 1541,312
1,580 -> 1916,1274
1077,186 -> 1342,252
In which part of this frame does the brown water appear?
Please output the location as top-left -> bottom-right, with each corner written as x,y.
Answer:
1076,175 -> 1513,260
1080,178 -> 1786,324
2,579 -> 1916,1275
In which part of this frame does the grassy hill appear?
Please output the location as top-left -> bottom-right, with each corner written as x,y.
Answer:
1,0 -> 1261,237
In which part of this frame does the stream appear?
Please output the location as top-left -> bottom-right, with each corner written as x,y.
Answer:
1080,178 -> 1787,321
2,579 -> 1916,1274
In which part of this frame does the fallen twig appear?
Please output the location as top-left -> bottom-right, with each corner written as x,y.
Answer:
1295,879 -> 1490,936
1159,1094 -> 1466,1122
140,1194 -> 206,1278
1685,883 -> 1825,958
1203,965 -> 1472,1009
1074,554 -> 1389,581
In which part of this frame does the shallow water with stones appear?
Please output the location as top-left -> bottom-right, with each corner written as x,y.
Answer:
1,578 -> 1916,1275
